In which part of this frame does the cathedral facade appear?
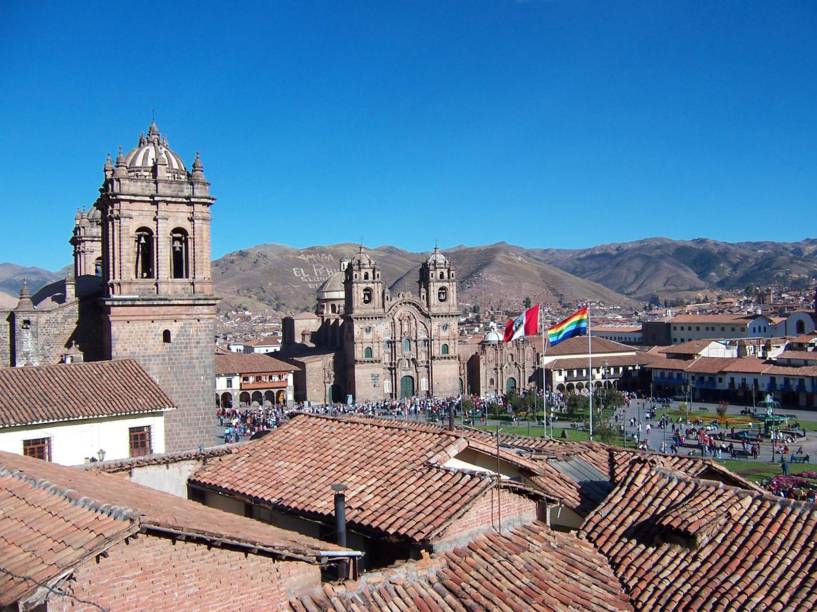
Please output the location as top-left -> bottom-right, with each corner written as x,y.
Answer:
283,248 -> 462,402
0,122 -> 218,452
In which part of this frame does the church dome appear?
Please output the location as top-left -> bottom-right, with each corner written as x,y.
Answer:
123,121 -> 187,177
427,246 -> 448,266
483,324 -> 501,344
349,246 -> 374,268
317,271 -> 344,301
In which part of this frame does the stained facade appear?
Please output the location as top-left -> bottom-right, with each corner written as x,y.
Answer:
0,122 -> 217,452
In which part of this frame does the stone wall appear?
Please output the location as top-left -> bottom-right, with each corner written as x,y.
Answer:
105,298 -> 217,453
0,311 -> 10,367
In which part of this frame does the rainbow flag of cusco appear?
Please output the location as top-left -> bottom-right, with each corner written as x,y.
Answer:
547,306 -> 589,346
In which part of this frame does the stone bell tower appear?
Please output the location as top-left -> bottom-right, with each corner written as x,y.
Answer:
96,121 -> 217,452
419,247 -> 460,396
344,247 -> 385,315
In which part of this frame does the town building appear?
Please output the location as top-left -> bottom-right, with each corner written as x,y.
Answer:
0,122 -> 218,453
0,360 -> 174,465
648,334 -> 817,407
281,247 -> 461,402
0,450 -> 357,610
189,414 -> 566,570
581,459 -> 817,610
228,336 -> 282,353
593,324 -> 643,345
215,350 -> 296,408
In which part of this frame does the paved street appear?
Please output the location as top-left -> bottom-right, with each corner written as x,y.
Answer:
617,398 -> 817,464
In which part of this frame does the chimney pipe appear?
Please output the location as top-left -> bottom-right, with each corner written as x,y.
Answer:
332,483 -> 348,581
332,483 -> 347,548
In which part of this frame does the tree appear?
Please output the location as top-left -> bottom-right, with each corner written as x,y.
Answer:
523,296 -> 532,310
565,394 -> 588,418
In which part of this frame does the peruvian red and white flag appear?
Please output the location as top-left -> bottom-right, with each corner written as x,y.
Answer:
503,304 -> 540,343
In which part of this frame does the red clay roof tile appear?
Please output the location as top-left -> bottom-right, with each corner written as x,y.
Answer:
0,360 -> 174,427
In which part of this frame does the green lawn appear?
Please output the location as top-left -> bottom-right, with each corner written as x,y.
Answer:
715,459 -> 817,482
475,425 -> 624,444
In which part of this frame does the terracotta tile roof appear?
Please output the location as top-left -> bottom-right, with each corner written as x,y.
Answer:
544,335 -> 637,356
292,523 -> 631,611
669,314 -> 752,324
0,463 -> 135,606
763,364 -> 817,377
726,357 -> 769,373
593,325 -> 642,333
777,350 -> 817,361
685,356 -> 736,375
581,462 -> 817,610
215,351 -> 298,375
190,414 -> 551,543
650,358 -> 695,371
0,450 -> 348,578
607,450 -> 764,493
657,339 -> 715,355
0,360 -> 174,428
547,353 -> 652,370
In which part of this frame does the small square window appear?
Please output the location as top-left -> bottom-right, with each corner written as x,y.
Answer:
23,437 -> 51,462
129,426 -> 152,458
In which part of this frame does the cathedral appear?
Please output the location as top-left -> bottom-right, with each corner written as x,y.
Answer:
282,247 -> 462,402
0,122 -> 217,452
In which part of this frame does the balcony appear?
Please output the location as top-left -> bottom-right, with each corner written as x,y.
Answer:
241,380 -> 288,391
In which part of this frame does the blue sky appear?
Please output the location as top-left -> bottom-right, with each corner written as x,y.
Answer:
1,0 -> 816,270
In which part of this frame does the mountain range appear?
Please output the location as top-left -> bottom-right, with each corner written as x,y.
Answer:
3,237 -> 816,315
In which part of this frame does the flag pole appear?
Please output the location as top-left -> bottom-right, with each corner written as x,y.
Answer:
540,306 -> 548,438
587,305 -> 593,442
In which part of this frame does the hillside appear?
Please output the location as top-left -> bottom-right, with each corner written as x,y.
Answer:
6,237 -> 816,315
212,242 -> 640,315
531,238 -> 817,299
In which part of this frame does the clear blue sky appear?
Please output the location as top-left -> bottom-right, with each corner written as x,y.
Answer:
1,0 -> 816,270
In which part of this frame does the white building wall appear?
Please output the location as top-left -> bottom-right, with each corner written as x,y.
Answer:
773,312 -> 816,337
0,413 -> 166,466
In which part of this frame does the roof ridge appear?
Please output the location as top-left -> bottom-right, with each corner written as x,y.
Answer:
0,465 -> 139,522
651,465 -> 816,511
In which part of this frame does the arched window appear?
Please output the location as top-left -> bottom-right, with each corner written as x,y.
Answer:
162,329 -> 172,343
438,287 -> 447,302
363,272 -> 369,280
330,303 -> 337,314
438,271 -> 444,280
170,228 -> 189,279
441,343 -> 449,355
94,257 -> 103,278
362,287 -> 373,304
402,337 -> 411,353
135,228 -> 154,279
364,346 -> 373,359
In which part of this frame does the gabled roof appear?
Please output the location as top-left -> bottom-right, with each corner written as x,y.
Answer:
777,350 -> 817,362
657,339 -> 717,356
544,335 -> 637,356
190,414 -> 551,544
0,450 -> 349,606
581,462 -> 817,610
0,360 -> 174,428
292,523 -> 631,611
215,351 -> 298,375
